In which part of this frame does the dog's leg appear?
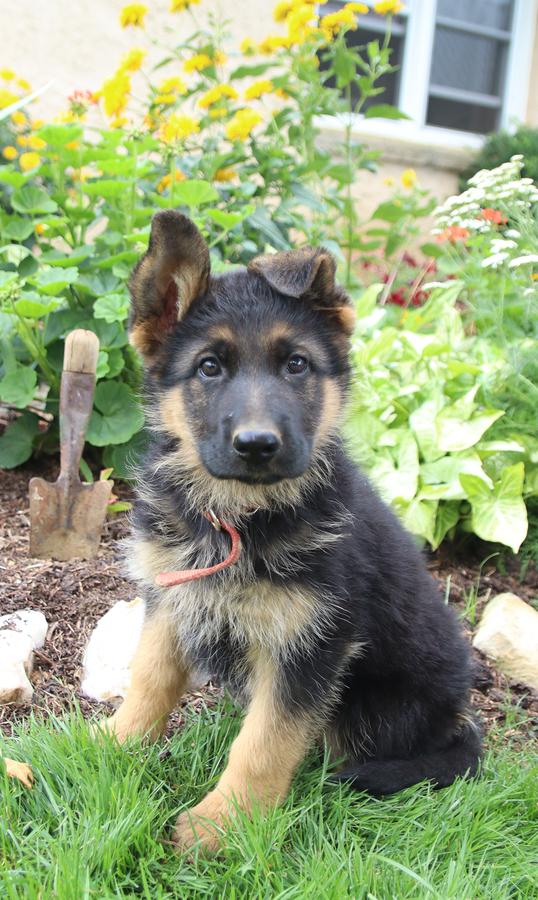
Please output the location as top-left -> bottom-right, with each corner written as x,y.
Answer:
172,653 -> 314,853
98,610 -> 189,743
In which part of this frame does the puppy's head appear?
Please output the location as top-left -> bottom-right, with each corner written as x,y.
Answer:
129,211 -> 355,498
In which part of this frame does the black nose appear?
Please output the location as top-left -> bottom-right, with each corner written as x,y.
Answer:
233,430 -> 281,463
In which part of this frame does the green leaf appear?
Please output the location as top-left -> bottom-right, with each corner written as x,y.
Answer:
365,104 -> 411,120
0,367 -> 37,408
93,293 -> 130,324
409,398 -> 444,462
0,413 -> 39,468
247,206 -> 290,251
355,284 -> 383,320
0,244 -> 32,265
13,297 -> 59,318
460,463 -> 527,553
420,453 -> 492,500
369,434 -> 419,504
36,123 -> 83,146
173,180 -> 219,209
400,498 -> 437,545
431,502 -> 461,550
229,63 -> 274,80
84,180 -> 131,200
2,218 -> 35,242
206,209 -> 251,230
102,429 -> 149,480
11,185 -> 58,215
87,382 -> 144,447
371,201 -> 406,223
30,267 -> 79,296
436,405 -> 504,453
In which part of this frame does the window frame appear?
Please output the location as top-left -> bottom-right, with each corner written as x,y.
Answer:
318,0 -> 538,151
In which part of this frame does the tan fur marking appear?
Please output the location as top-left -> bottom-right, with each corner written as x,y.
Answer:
172,653 -> 314,852
98,612 -> 189,743
314,378 -> 343,450
159,387 -> 202,471
206,324 -> 236,343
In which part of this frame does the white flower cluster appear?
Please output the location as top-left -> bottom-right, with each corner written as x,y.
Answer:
433,155 -> 538,235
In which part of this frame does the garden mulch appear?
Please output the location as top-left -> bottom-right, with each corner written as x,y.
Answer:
1,462 -> 537,746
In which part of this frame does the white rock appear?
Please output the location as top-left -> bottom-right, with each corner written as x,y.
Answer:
0,631 -> 35,704
0,610 -> 48,649
473,592 -> 538,692
81,598 -> 145,701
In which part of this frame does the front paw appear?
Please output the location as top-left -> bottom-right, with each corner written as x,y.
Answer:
91,710 -> 162,745
171,791 -> 231,854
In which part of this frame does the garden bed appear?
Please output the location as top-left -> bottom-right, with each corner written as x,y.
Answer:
1,462 -> 537,745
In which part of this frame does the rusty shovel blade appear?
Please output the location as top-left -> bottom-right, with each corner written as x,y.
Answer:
29,329 -> 113,560
29,476 -> 113,560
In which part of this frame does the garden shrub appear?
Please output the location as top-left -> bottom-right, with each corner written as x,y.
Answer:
459,124 -> 538,191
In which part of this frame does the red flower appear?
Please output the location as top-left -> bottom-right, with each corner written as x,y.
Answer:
479,207 -> 507,225
435,225 -> 470,244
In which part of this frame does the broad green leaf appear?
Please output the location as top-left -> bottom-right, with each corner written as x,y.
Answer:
30,267 -> 79,296
371,201 -> 406,223
0,367 -> 36,407
2,219 -> 35,242
437,407 -> 504,452
35,123 -> 83,146
0,413 -> 39,468
247,206 -> 290,251
93,293 -> 130,324
173,180 -> 219,209
84,180 -> 131,199
420,453 -> 492,500
11,185 -> 58,215
365,104 -> 410,120
0,244 -> 32,265
0,167 -> 28,189
13,297 -> 59,318
206,209 -> 252,230
40,247 -> 93,267
102,429 -> 149,480
460,463 -> 527,553
229,63 -> 274,80
409,398 -> 444,462
369,434 -> 419,504
87,382 -> 144,447
431,502 -> 460,550
355,284 -> 383,321
400,498 -> 437,545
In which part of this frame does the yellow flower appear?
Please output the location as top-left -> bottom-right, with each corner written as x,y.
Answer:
383,176 -> 395,187
183,53 -> 212,72
157,75 -> 187,94
213,50 -> 227,65
244,79 -> 274,100
119,48 -> 146,73
65,140 -> 81,150
17,78 -> 31,91
344,2 -> 369,12
102,72 -> 131,118
19,151 -> 40,171
119,4 -> 148,27
1,68 -> 15,81
0,89 -> 18,109
35,223 -> 46,236
401,168 -> 417,189
287,4 -> 319,42
26,135 -> 46,151
209,106 -> 228,119
225,108 -> 263,141
16,135 -> 29,147
110,115 -> 129,129
240,38 -> 256,55
273,0 -> 294,21
159,112 -> 200,142
320,8 -> 357,40
157,168 -> 187,192
31,118 -> 45,130
170,0 -> 201,10
214,167 -> 235,181
154,93 -> 175,105
198,84 -> 238,108
374,0 -> 404,13
258,35 -> 292,54
11,110 -> 27,126
2,145 -> 18,160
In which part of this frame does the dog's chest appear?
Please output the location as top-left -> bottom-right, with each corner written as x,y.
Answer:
128,535 -> 324,653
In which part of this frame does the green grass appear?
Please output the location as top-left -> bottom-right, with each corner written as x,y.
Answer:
1,702 -> 537,900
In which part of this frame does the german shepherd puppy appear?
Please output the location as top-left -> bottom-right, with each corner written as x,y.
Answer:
101,210 -> 481,852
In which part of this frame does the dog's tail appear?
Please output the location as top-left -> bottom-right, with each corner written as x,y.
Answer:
333,717 -> 482,797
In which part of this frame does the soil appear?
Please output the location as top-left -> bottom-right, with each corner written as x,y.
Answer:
1,462 -> 537,746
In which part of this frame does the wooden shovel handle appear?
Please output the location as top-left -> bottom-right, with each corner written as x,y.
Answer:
59,330 -> 99,484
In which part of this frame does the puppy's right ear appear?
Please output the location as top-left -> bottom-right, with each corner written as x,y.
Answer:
128,210 -> 210,363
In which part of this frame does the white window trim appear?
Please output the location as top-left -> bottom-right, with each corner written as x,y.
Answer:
318,0 -> 538,156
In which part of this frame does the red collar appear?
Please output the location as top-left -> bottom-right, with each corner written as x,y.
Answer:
155,510 -> 242,587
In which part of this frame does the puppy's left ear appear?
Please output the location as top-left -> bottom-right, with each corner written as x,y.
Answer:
128,210 -> 210,363
248,247 -> 356,335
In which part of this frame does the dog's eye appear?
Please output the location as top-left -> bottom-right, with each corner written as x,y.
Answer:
199,357 -> 222,378
287,354 -> 309,375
